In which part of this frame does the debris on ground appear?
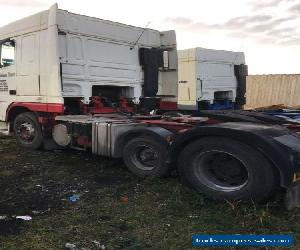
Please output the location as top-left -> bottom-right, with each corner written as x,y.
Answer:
188,215 -> 200,218
92,240 -> 106,249
0,215 -> 32,221
68,194 -> 81,202
15,215 -> 32,221
65,242 -> 77,249
120,195 -> 129,203
31,208 -> 51,215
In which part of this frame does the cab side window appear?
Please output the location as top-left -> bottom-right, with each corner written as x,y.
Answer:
0,40 -> 15,67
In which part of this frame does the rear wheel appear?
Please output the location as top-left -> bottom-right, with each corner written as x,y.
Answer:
13,112 -> 43,149
178,137 -> 278,202
123,136 -> 169,177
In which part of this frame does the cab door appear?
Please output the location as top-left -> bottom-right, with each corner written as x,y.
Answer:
0,39 -> 17,121
16,34 -> 40,97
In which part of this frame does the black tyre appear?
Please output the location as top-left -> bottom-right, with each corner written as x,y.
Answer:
123,136 -> 169,177
178,137 -> 278,202
13,112 -> 43,149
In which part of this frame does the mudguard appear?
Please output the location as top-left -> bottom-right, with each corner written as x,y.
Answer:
171,122 -> 300,188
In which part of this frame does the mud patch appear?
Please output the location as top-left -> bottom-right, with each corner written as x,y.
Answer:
0,217 -> 27,236
0,136 -> 131,238
0,188 -> 64,215
94,175 -> 126,188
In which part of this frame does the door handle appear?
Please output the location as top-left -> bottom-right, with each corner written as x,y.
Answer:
9,90 -> 16,95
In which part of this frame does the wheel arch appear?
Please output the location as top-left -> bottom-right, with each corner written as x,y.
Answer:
171,123 -> 296,187
6,102 -> 64,121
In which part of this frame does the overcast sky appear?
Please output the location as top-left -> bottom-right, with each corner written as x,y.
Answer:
0,0 -> 299,74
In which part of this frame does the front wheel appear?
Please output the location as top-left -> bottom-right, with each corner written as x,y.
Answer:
13,112 -> 43,149
178,137 -> 278,202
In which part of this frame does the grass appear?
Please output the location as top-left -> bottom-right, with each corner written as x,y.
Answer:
0,134 -> 299,249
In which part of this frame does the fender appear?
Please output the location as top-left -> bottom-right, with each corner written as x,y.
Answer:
113,126 -> 174,158
6,102 -> 64,118
171,122 -> 300,187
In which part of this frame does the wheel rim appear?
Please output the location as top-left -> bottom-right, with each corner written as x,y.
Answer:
194,150 -> 249,192
132,144 -> 159,171
16,122 -> 36,144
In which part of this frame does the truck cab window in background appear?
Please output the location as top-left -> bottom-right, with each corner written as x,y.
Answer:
0,40 -> 15,67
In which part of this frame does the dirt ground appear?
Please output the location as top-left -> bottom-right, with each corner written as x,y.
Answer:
0,134 -> 300,249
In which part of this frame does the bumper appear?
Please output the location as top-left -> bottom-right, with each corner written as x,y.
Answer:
285,182 -> 300,210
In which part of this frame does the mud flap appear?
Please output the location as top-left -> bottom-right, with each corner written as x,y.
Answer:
285,183 -> 300,210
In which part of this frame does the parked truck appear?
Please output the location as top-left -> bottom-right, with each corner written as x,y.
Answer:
1,4 -> 300,209
177,47 -> 247,111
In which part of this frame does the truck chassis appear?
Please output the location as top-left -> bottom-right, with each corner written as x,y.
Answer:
12,108 -> 300,210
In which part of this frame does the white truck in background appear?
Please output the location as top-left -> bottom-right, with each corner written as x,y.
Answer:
1,4 -> 300,210
178,47 -> 248,111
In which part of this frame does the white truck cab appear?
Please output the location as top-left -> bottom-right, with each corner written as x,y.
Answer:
0,4 -> 178,132
177,47 -> 247,110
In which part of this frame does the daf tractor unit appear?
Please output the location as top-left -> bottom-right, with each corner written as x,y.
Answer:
1,4 -> 300,209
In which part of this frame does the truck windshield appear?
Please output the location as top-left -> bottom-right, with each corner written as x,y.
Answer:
0,41 -> 15,67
